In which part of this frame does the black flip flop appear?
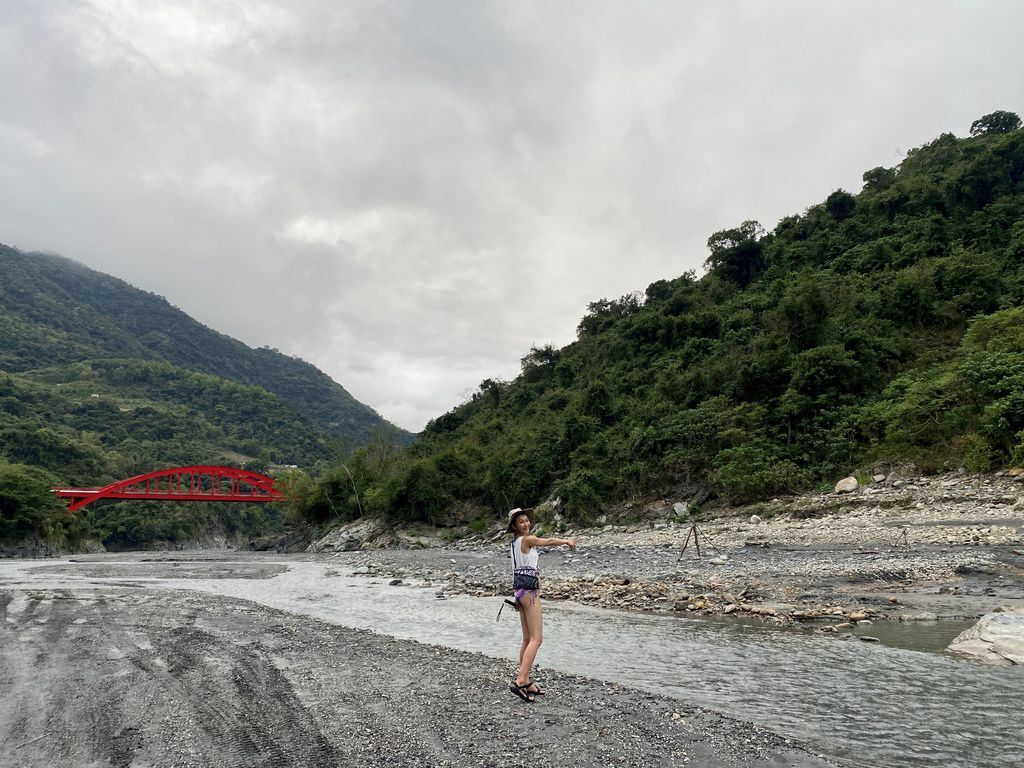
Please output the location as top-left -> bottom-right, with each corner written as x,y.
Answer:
509,681 -> 535,703
526,681 -> 544,696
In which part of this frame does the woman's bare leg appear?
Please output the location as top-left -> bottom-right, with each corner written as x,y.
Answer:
515,595 -> 543,687
518,601 -> 530,668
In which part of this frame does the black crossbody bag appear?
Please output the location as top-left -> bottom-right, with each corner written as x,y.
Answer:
511,538 -> 540,592
497,538 -> 541,622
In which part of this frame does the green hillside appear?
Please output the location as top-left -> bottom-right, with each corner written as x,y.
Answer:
0,245 -> 412,448
0,358 -> 321,550
0,246 -> 412,549
288,112 -> 1024,528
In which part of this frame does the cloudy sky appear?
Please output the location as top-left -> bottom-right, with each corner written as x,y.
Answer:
2,1 -> 1022,431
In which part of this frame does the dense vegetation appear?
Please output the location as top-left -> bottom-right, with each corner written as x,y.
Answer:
0,246 -> 410,548
287,112 -> 1024,528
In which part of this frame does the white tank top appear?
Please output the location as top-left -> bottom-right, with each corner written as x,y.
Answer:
511,538 -> 539,570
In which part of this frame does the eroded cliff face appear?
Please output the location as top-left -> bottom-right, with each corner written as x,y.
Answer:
0,538 -> 106,559
2,530 -> 273,558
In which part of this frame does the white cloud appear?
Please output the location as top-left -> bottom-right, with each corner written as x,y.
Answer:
1,0 -> 1023,431
0,122 -> 53,158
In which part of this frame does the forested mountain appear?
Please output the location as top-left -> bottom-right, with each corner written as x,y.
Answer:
0,246 -> 411,549
0,246 -> 412,448
287,112 -> 1024,528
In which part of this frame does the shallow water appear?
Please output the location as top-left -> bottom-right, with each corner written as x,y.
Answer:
2,554 -> 1021,768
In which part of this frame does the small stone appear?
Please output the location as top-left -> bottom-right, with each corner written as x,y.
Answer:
859,636 -> 880,643
388,579 -> 403,586
901,612 -> 938,622
749,514 -> 762,524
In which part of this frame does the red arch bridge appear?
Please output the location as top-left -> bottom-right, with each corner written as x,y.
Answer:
53,465 -> 285,512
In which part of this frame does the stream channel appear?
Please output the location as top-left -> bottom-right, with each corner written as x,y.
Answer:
2,553 -> 1021,768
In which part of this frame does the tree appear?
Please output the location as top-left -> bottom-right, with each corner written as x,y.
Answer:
862,166 -> 896,191
825,189 -> 856,220
0,462 -> 67,541
705,220 -> 766,288
970,111 -> 1021,137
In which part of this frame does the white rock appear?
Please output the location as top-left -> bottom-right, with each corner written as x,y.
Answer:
749,514 -> 762,524
835,477 -> 859,494
948,609 -> 1024,665
673,502 -> 689,516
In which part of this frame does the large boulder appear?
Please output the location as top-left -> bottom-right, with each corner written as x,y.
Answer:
834,476 -> 859,494
947,608 -> 1024,665
308,518 -> 387,553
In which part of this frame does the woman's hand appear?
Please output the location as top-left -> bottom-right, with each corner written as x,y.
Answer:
564,539 -> 577,551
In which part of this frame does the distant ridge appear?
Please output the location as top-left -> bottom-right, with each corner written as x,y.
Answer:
0,244 -> 413,457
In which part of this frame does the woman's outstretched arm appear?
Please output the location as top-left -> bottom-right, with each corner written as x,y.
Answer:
523,535 -> 576,550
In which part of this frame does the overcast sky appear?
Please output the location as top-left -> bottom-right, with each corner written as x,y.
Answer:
2,1 -> 1023,432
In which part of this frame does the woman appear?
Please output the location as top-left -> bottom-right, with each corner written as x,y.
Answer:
506,507 -> 576,703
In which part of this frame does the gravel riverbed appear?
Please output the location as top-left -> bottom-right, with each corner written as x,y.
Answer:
0,579 -> 834,768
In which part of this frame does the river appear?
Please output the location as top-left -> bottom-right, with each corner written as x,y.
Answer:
1,553 -> 1020,768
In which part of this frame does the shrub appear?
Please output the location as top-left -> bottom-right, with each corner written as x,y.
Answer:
709,445 -> 810,504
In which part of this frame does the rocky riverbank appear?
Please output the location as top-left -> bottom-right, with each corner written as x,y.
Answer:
315,471 -> 1024,633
